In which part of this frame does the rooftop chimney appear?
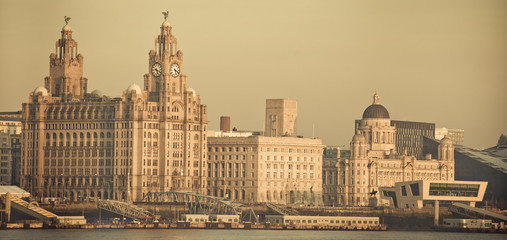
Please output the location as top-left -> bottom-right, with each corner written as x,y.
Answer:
220,116 -> 231,132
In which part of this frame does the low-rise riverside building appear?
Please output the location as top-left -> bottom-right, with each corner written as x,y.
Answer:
379,180 -> 487,208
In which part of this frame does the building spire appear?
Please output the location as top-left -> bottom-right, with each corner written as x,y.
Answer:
373,89 -> 380,104
47,17 -> 87,98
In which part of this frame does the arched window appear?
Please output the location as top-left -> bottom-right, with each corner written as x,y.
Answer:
46,133 -> 50,146
87,108 -> 93,119
66,133 -> 70,146
86,132 -> 91,146
59,133 -> 64,146
153,133 -> 158,147
80,133 -> 84,146
74,107 -> 79,119
73,133 -> 77,146
53,108 -> 59,120
80,108 -> 86,119
67,107 -> 73,119
60,108 -> 66,119
46,108 -> 53,120
52,133 -> 57,146
93,132 -> 98,146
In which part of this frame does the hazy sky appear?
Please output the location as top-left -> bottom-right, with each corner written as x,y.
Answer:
1,0 -> 506,149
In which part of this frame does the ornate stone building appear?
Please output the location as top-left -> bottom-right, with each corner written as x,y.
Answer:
325,92 -> 455,206
207,99 -> 323,206
20,16 -> 208,202
207,135 -> 324,205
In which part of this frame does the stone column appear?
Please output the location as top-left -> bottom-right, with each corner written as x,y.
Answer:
434,200 -> 439,226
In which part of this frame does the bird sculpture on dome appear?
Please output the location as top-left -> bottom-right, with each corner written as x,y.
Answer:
162,11 -> 169,20
64,16 -> 71,24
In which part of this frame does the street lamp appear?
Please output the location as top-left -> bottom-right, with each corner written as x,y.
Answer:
61,173 -> 65,202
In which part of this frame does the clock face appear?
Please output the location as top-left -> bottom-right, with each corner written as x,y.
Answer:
170,63 -> 180,78
151,63 -> 162,77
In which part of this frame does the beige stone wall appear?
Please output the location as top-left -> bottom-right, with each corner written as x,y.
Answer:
0,120 -> 22,135
322,157 -> 339,206
330,149 -> 455,206
208,135 -> 324,205
264,99 -> 297,137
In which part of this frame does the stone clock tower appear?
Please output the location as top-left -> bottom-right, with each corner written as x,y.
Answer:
144,13 -> 186,103
131,12 -> 209,196
44,18 -> 88,99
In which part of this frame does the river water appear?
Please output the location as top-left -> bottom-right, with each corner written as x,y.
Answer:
0,229 -> 504,240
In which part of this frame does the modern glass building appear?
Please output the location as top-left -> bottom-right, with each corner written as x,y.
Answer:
379,180 -> 487,209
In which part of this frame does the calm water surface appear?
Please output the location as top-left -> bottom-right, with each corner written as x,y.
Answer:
0,229 -> 504,240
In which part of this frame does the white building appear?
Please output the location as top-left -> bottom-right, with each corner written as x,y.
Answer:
207,135 -> 324,205
379,180 -> 487,209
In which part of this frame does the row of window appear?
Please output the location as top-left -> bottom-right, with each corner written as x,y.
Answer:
266,172 -> 314,179
208,146 -> 320,154
265,155 -> 318,162
45,122 -> 116,130
44,167 -> 112,176
45,110 -> 114,120
44,158 -> 113,167
44,149 -> 114,158
209,147 -> 251,152
279,219 -> 378,225
143,122 -> 205,131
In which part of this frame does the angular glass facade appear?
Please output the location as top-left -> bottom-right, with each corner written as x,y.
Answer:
429,183 -> 479,197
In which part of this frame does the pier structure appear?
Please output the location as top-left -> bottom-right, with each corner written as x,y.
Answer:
143,191 -> 259,223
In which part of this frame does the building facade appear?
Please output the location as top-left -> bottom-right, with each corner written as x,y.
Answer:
390,120 -> 435,159
379,180 -> 487,209
0,112 -> 22,185
20,16 -> 208,202
435,128 -> 464,145
207,135 -> 324,205
0,112 -> 22,135
264,99 -> 298,137
322,156 -> 339,206
330,92 -> 455,206
0,133 -> 20,185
